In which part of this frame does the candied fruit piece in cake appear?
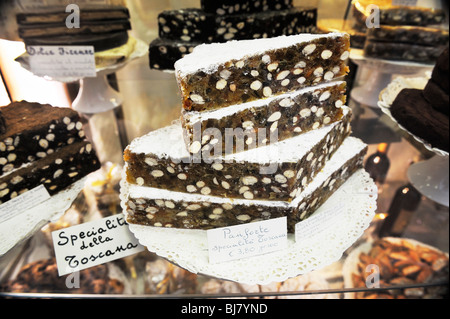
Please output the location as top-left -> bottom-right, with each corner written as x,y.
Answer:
0,101 -> 85,176
124,108 -> 352,202
124,136 -> 367,233
182,81 -> 347,156
175,33 -> 351,112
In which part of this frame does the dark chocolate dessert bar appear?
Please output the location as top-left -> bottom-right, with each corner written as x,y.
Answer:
364,41 -> 445,63
158,9 -> 214,43
352,1 -> 446,28
157,7 -> 316,44
17,5 -> 131,52
16,5 -> 130,25
212,7 -> 317,42
366,25 -> 449,46
423,80 -> 449,116
201,0 -> 293,15
124,136 -> 367,233
124,108 -> 352,202
391,88 -> 449,152
149,38 -> 199,71
0,140 -> 100,205
431,47 -> 449,94
378,7 -> 446,26
18,20 -> 131,38
182,81 -> 347,156
175,33 -> 351,112
0,101 -> 85,176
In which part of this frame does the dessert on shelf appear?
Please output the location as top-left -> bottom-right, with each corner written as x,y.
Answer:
390,47 -> 449,152
123,32 -> 370,235
351,0 -> 448,63
149,1 -> 318,71
15,4 -> 137,69
0,101 -> 101,206
175,33 -> 350,112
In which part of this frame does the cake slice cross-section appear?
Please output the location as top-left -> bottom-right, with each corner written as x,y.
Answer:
124,107 -> 352,202
0,101 -> 86,176
124,136 -> 368,233
182,81 -> 347,156
175,32 -> 350,112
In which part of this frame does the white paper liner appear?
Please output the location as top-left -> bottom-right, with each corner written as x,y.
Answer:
342,237 -> 449,299
378,76 -> 449,157
0,177 -> 86,256
120,169 -> 377,286
15,37 -> 148,83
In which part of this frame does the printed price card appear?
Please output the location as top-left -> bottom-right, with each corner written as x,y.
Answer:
295,203 -> 347,244
27,45 -> 96,78
52,213 -> 145,276
207,217 -> 288,263
0,185 -> 51,224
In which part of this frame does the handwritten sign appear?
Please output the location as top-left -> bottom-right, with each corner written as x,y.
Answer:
52,213 -> 145,276
27,45 -> 96,78
295,203 -> 347,244
207,217 -> 288,264
0,185 -> 50,224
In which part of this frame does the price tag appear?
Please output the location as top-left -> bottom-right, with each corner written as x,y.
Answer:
295,203 -> 347,244
52,213 -> 145,276
0,185 -> 51,224
207,217 -> 288,264
27,45 -> 96,78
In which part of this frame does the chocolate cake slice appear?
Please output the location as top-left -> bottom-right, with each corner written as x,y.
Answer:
17,5 -> 132,52
124,108 -> 352,202
0,140 -> 100,205
390,88 -> 449,152
124,136 -> 367,233
0,101 -> 101,206
175,33 -> 350,112
0,101 -> 85,176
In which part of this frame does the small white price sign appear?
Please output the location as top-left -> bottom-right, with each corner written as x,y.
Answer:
27,45 -> 96,78
207,217 -> 288,264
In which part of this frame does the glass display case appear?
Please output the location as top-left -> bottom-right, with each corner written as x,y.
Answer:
0,0 -> 448,300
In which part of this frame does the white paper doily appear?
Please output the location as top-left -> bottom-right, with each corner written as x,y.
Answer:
378,76 -> 449,157
120,169 -> 377,285
0,177 -> 86,257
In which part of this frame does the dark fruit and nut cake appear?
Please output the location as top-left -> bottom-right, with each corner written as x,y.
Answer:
175,33 -> 350,112
0,101 -> 101,205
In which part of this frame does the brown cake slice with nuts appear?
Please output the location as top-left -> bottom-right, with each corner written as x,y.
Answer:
0,101 -> 86,175
0,101 -> 100,205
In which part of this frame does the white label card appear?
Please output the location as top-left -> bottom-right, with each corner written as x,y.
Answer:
27,45 -> 96,78
207,217 -> 288,264
0,185 -> 51,224
295,203 -> 347,244
52,213 -> 145,276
